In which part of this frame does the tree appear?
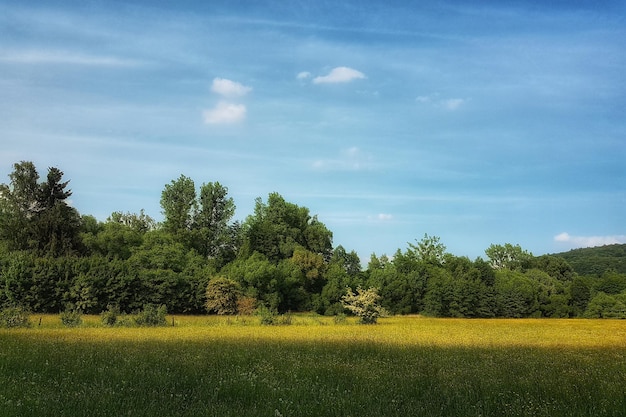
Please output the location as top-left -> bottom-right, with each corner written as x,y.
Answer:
407,234 -> 447,265
195,181 -> 236,260
244,193 -> 333,262
205,277 -> 241,315
341,287 -> 387,324
0,161 -> 40,250
485,243 -> 532,271
34,167 -> 82,256
160,175 -> 197,234
0,162 -> 81,256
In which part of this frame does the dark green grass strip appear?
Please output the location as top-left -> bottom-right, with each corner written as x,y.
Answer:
1,334 -> 625,417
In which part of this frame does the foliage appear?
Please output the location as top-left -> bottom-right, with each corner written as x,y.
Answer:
60,309 -> 83,327
0,303 -> 31,328
485,243 -> 533,270
407,233 -> 447,265
100,304 -> 120,326
341,287 -> 387,324
134,304 -> 168,326
553,243 -> 626,275
584,292 -> 626,318
206,277 -> 241,315
0,162 -> 82,256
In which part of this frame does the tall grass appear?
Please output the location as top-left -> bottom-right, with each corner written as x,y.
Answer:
1,316 -> 625,416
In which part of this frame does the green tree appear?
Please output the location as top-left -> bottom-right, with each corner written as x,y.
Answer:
205,277 -> 241,315
407,234 -> 447,265
195,181 -> 237,262
0,161 -> 39,251
34,167 -> 82,256
244,193 -> 333,262
160,175 -> 197,234
485,243 -> 532,271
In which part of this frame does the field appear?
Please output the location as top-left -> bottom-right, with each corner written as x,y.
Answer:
1,316 -> 625,417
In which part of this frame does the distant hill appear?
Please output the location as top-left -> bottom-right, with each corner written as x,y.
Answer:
552,244 -> 626,276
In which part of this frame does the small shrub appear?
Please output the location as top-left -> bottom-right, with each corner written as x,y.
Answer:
277,313 -> 293,325
237,296 -> 257,316
333,313 -> 347,324
257,305 -> 276,325
0,303 -> 31,328
60,309 -> 83,327
101,304 -> 120,327
134,304 -> 167,327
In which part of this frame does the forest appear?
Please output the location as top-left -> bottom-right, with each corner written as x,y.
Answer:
1,161 -> 625,318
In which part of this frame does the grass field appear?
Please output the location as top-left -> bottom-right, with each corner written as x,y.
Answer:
1,315 -> 625,416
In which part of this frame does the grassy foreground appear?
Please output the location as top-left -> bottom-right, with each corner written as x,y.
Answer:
1,316 -> 625,417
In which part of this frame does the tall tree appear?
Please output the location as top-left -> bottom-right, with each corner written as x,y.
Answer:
196,181 -> 236,259
0,161 -> 40,250
160,175 -> 197,234
244,193 -> 332,262
35,167 -> 82,255
485,243 -> 533,271
407,234 -> 447,265
0,162 -> 81,255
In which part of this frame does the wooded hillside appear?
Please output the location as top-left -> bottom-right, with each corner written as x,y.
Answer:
553,244 -> 626,276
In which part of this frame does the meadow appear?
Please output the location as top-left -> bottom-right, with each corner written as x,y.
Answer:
1,315 -> 625,417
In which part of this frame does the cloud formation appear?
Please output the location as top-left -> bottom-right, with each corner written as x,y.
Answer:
296,71 -> 311,80
203,101 -> 247,124
211,78 -> 252,98
554,232 -> 626,248
416,94 -> 466,111
313,67 -> 366,84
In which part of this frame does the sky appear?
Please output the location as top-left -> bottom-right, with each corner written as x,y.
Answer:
1,0 -> 625,261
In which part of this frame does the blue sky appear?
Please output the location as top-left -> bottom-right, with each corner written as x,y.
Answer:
1,0 -> 625,261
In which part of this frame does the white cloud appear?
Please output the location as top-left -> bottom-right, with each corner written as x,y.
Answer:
211,78 -> 252,98
554,232 -> 626,248
377,213 -> 393,221
203,101 -> 247,124
297,71 -> 311,80
313,67 -> 366,84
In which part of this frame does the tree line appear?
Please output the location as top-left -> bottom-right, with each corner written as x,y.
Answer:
1,161 -> 625,318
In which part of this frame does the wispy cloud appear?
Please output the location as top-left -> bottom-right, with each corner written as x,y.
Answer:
0,49 -> 142,67
203,101 -> 247,124
554,232 -> 626,248
416,94 -> 466,111
296,71 -> 311,80
312,146 -> 373,171
313,67 -> 366,84
211,78 -> 252,98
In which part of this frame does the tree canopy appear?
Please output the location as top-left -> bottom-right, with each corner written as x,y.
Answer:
2,160 -> 625,319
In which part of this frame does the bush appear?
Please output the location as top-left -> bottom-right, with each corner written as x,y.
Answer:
257,305 -> 276,325
134,304 -> 168,327
341,287 -> 388,324
206,277 -> 241,315
101,304 -> 120,327
0,303 -> 31,328
60,309 -> 83,327
236,296 -> 257,316
333,313 -> 347,324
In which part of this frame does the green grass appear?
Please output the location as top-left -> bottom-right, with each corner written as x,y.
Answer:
1,316 -> 625,416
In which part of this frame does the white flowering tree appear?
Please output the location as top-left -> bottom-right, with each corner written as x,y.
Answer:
341,287 -> 388,324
